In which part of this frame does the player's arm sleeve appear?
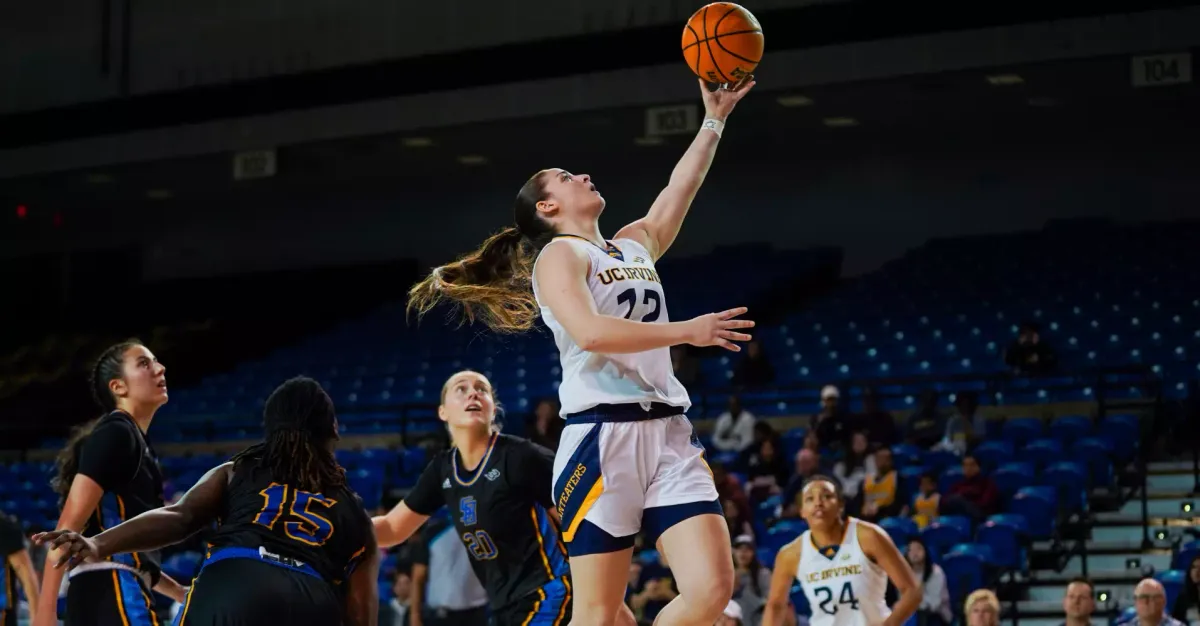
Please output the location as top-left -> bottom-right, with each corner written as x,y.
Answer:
401,458 -> 445,516
516,440 -> 558,509
76,421 -> 141,492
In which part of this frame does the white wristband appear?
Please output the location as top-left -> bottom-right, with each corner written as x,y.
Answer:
701,118 -> 725,138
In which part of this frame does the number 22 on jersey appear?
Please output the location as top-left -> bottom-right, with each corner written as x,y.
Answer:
253,483 -> 337,546
813,581 -> 860,615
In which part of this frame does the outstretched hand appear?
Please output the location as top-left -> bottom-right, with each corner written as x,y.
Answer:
31,530 -> 100,570
700,74 -> 756,121
686,307 -> 755,352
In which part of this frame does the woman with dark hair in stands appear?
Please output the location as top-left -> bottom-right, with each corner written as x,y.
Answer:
903,538 -> 952,626
1172,554 -> 1200,622
372,370 -> 636,626
34,340 -> 187,626
35,376 -> 380,626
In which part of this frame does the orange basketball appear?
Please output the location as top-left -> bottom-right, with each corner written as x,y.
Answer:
681,3 -> 764,84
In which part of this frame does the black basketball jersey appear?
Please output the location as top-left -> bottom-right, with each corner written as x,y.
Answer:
76,411 -> 165,583
0,512 -> 24,614
205,455 -> 372,587
404,434 -> 569,611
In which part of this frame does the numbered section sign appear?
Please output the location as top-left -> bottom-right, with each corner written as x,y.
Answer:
1131,52 -> 1192,88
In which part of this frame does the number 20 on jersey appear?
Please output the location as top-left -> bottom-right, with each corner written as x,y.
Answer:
254,483 -> 337,546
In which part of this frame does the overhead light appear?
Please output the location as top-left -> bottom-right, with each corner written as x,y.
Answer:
987,74 -> 1025,86
1027,96 -> 1059,107
86,173 -> 113,184
145,189 -> 173,200
822,117 -> 859,128
402,137 -> 433,148
457,155 -> 488,165
634,136 -> 664,146
777,94 -> 814,107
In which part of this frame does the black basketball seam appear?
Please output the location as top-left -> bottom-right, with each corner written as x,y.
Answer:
713,31 -> 762,66
702,5 -> 734,84
685,22 -> 704,79
681,29 -> 763,52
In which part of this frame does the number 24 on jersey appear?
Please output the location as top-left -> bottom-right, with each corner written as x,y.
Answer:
814,582 -> 860,615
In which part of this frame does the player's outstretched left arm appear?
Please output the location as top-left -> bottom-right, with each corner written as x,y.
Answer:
762,539 -> 801,626
615,75 -> 755,260
34,463 -> 232,569
859,521 -> 922,626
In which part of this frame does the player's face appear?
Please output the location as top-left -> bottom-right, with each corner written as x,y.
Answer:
539,169 -> 605,218
439,371 -> 496,432
113,345 -> 168,407
799,480 -> 841,526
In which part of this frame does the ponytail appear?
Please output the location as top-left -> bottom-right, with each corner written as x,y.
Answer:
407,170 -> 557,334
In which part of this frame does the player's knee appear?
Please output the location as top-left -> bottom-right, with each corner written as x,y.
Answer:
682,567 -> 735,618
570,600 -> 623,626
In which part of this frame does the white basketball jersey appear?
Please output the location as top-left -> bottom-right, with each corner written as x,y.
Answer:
532,236 -> 691,417
796,518 -> 891,626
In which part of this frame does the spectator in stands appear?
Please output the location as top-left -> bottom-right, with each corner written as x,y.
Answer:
744,435 -> 790,502
905,538 -> 952,626
712,395 -> 758,453
671,345 -> 703,387
1004,322 -> 1058,375
1171,555 -> 1200,623
731,535 -> 772,626
937,391 -> 985,455
381,569 -> 412,626
733,340 -> 775,388
625,560 -> 642,609
781,449 -> 822,517
1062,577 -> 1096,626
723,499 -> 754,538
906,390 -> 946,449
528,397 -> 563,451
832,431 -> 876,515
802,430 -> 821,454
1122,578 -> 1186,626
858,388 -> 899,449
861,447 -> 905,522
630,549 -> 678,623
942,454 -> 999,524
812,385 -> 854,450
965,589 -> 1000,626
711,462 -> 752,526
736,422 -> 779,474
910,473 -> 941,529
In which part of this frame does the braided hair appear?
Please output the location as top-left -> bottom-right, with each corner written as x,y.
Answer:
51,339 -> 143,507
229,376 -> 346,494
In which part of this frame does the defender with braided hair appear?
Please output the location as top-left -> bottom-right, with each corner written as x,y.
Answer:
34,340 -> 187,626
34,377 -> 380,626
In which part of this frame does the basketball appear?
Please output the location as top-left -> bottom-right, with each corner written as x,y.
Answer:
681,3 -> 764,84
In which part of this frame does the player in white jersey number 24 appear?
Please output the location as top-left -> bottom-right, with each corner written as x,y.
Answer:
762,476 -> 921,626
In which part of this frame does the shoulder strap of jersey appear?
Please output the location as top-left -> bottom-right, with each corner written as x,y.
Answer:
101,411 -> 147,482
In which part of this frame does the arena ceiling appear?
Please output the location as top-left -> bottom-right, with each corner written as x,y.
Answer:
1,50 -> 1197,224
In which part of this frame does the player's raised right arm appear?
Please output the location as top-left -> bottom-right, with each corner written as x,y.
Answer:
535,243 -> 755,353
762,541 -> 802,626
371,502 -> 429,549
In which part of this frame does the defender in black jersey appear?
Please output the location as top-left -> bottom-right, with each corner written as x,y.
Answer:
37,341 -> 187,626
36,377 -> 380,626
0,512 -> 37,626
374,371 -> 635,626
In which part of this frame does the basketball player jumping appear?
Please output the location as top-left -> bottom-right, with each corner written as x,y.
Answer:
406,75 -> 755,626
762,476 -> 921,626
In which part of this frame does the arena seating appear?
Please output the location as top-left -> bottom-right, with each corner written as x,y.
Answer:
6,222 -> 1200,624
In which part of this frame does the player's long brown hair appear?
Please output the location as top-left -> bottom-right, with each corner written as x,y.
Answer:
407,170 -> 557,333
52,339 -> 144,508
229,377 -> 346,494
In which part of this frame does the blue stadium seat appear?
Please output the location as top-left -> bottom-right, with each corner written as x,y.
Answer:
1048,414 -> 1093,445
1070,437 -> 1116,486
1009,487 -> 1057,539
879,516 -> 919,547
1041,462 -> 1089,511
935,515 -> 972,539
941,546 -> 989,610
1001,417 -> 1044,447
971,440 -> 1014,471
975,519 -> 1026,571
921,522 -> 967,556
1173,540 -> 1200,570
1156,569 -> 1185,609
991,462 -> 1035,501
1023,438 -> 1065,468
